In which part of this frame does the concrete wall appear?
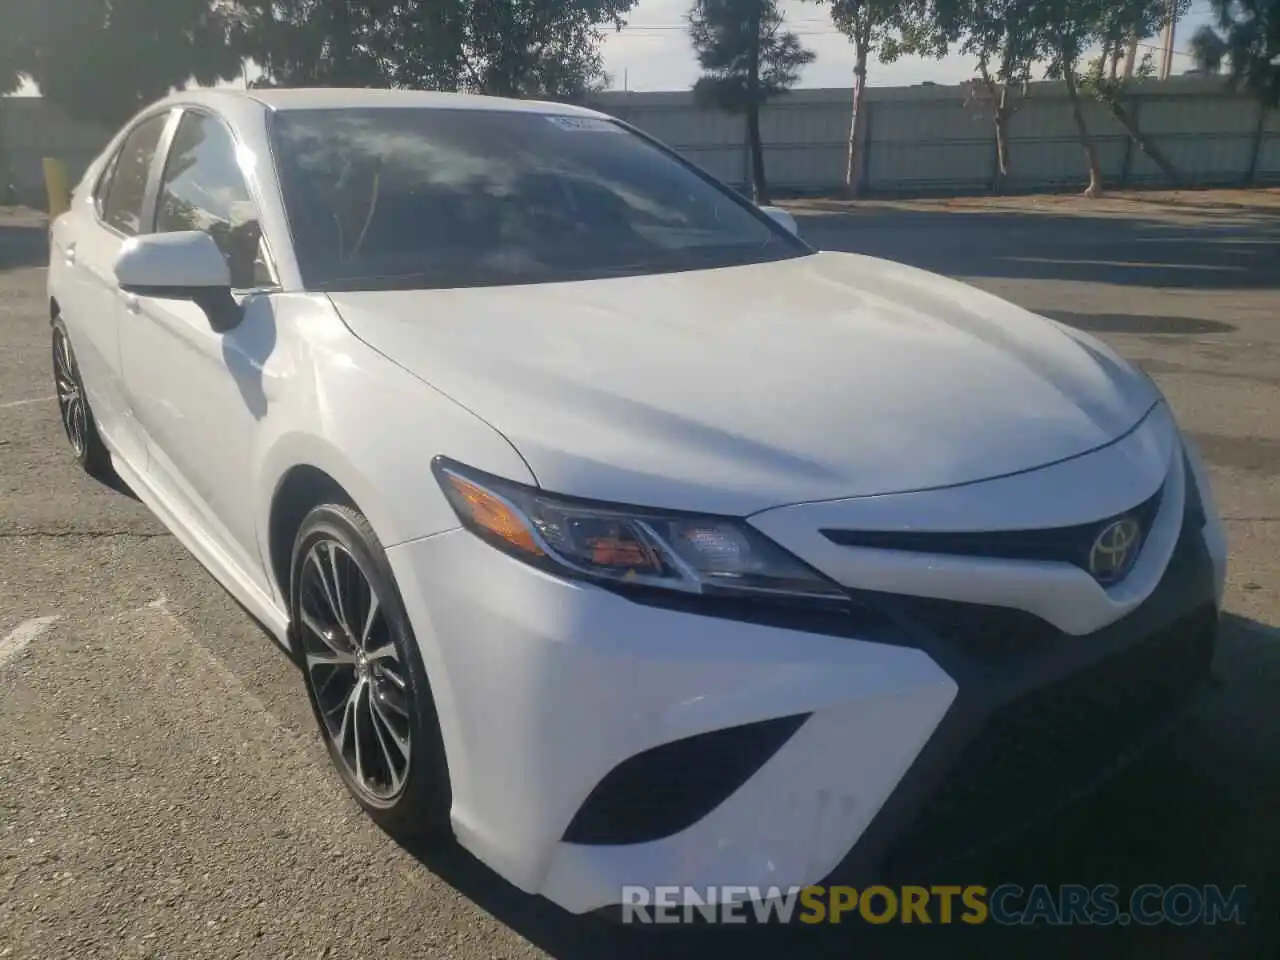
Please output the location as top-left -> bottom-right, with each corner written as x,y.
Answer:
2,75 -> 1276,204
591,75 -> 1280,194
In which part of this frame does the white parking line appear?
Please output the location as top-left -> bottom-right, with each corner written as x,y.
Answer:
0,396 -> 55,410
0,616 -> 61,668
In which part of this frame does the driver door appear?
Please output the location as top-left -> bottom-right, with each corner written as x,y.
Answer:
118,107 -> 281,597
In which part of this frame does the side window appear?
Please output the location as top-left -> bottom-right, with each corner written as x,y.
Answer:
101,114 -> 168,236
155,112 -> 276,289
92,150 -> 121,218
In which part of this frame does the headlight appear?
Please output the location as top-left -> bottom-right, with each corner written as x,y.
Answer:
432,457 -> 847,604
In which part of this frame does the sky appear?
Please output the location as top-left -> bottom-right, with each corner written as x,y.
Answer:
11,0 -> 1218,98
600,0 -> 1218,91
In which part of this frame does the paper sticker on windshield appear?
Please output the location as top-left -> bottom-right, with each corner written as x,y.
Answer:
545,116 -> 618,132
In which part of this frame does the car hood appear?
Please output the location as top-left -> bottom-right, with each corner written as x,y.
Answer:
328,251 -> 1160,515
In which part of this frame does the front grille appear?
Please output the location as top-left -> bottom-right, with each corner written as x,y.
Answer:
881,606 -> 1217,874
821,482 -> 1165,585
879,595 -> 1061,662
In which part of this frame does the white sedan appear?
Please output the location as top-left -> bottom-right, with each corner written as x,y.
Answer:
48,87 -> 1227,914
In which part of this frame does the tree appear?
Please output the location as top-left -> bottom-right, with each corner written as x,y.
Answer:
1191,0 -> 1279,105
1080,0 -> 1189,185
1188,24 -> 1230,75
10,0 -> 242,126
240,1 -> 636,101
1029,0 -> 1187,197
233,0 -> 398,88
807,1 -> 945,197
1032,0 -> 1107,196
0,0 -> 37,96
688,0 -> 815,204
454,0 -> 635,100
1191,0 -> 1279,184
937,0 -> 1044,191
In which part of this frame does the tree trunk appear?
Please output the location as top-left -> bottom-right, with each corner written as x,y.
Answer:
1245,101 -> 1268,185
991,84 -> 1012,194
993,110 -> 1011,194
746,107 -> 768,204
746,1 -> 768,204
1123,35 -> 1139,78
1063,66 -> 1103,197
844,44 -> 868,198
1103,95 -> 1179,184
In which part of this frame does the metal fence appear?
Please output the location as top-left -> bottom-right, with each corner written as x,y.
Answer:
2,75 -> 1277,204
590,75 -> 1280,194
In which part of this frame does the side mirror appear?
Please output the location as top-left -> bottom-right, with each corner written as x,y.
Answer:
759,205 -> 799,238
114,231 -> 240,331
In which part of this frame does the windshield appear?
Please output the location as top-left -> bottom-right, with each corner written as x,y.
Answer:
268,107 -> 809,291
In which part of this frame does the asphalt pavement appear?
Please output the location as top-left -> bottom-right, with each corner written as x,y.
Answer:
1,196 -> 1277,959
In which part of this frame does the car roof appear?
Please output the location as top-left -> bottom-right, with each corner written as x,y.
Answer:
149,86 -> 608,119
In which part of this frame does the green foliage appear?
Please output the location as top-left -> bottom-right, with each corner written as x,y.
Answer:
1191,0 -> 1280,105
820,0 -> 947,65
5,0 -> 242,125
239,0 -> 636,101
234,0 -> 399,89
456,0 -> 635,99
1015,0 -> 1186,80
1189,24 -> 1230,74
3,0 -> 637,121
942,0 -> 1045,84
687,0 -> 815,112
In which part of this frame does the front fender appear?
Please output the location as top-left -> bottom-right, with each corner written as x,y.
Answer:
251,297 -> 536,594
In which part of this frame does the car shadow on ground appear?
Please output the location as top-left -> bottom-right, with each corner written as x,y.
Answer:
793,208 -> 1280,293
390,612 -> 1278,960
0,219 -> 49,272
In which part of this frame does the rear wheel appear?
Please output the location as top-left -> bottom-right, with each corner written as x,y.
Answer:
52,317 -> 113,480
291,503 -> 452,840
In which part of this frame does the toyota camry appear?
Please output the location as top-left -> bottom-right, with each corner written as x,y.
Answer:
47,88 -> 1227,914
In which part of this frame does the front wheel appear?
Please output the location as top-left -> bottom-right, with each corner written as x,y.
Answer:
290,503 -> 452,841
51,317 -> 113,479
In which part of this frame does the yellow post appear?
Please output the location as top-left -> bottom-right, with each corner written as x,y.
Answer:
43,157 -> 71,218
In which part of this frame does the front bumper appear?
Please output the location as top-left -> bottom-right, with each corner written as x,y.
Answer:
385,438 -> 1224,915
386,527 -> 959,913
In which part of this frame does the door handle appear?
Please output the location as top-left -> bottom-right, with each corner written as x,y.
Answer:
122,292 -> 140,314
63,243 -> 76,266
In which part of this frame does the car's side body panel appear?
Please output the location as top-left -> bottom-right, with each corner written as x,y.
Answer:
49,93 -> 534,646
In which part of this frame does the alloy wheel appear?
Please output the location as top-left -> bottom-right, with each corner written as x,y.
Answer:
53,328 -> 87,458
299,538 -> 412,802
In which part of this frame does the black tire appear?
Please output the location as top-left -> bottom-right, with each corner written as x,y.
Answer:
52,317 -> 114,481
290,502 -> 452,842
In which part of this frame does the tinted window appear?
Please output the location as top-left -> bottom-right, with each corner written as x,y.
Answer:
269,108 -> 808,292
101,114 -> 168,236
156,112 -> 275,289
93,151 -> 120,218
